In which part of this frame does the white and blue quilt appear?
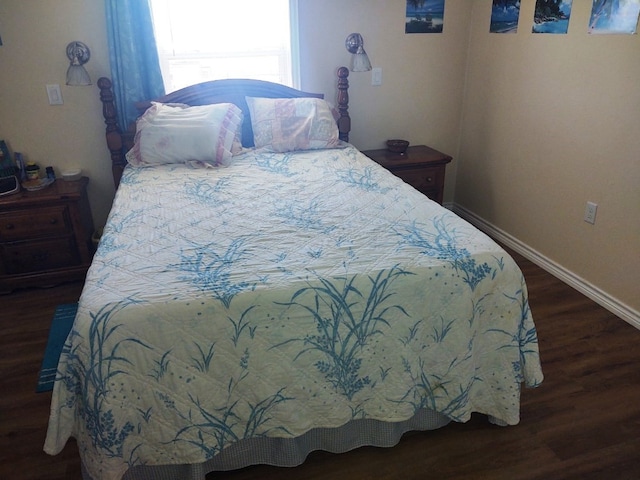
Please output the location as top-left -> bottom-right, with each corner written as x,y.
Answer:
45,145 -> 543,480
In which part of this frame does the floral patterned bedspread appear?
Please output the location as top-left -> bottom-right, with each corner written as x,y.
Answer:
45,145 -> 543,480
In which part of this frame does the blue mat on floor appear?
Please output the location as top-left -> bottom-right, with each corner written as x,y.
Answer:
36,303 -> 77,393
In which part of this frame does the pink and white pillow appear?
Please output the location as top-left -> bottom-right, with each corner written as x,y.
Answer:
246,96 -> 339,153
126,102 -> 243,168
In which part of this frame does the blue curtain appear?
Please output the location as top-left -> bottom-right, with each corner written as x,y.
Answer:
104,0 -> 165,130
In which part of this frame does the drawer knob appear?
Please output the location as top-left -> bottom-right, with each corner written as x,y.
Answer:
33,252 -> 50,261
49,218 -> 58,225
5,223 -> 14,230
427,177 -> 433,182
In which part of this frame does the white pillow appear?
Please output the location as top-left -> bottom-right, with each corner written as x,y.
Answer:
126,102 -> 243,168
246,96 -> 339,153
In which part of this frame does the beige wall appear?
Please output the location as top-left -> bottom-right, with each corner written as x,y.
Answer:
0,0 -> 114,225
0,1 -> 637,318
298,1 -> 471,152
457,1 -> 639,315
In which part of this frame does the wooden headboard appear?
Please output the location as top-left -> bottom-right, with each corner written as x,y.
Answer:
98,67 -> 351,188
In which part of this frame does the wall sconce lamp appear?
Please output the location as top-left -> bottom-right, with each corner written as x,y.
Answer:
345,33 -> 372,72
66,41 -> 92,86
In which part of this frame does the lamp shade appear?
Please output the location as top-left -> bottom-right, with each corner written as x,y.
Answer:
352,47 -> 372,72
66,65 -> 92,86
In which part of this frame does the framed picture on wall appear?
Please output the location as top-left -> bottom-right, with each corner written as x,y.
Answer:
588,0 -> 640,34
532,0 -> 573,34
406,0 -> 445,34
490,0 -> 521,33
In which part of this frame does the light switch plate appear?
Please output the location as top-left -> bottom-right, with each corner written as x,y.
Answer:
371,67 -> 382,86
46,84 -> 63,105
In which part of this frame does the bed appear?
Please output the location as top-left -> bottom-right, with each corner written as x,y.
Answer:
45,67 -> 543,480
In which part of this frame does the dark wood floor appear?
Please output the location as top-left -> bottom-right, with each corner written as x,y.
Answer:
2,249 -> 639,480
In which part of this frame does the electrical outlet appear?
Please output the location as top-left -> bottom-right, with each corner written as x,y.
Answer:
584,201 -> 598,225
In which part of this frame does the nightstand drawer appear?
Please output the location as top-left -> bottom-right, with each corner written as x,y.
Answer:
0,237 -> 81,274
0,205 -> 70,241
362,145 -> 452,205
397,167 -> 441,192
0,177 -> 94,291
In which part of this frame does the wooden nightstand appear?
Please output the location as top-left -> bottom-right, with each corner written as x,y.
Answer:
0,177 -> 94,292
363,145 -> 452,204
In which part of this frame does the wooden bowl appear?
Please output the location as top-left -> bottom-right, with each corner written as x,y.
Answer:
386,139 -> 409,154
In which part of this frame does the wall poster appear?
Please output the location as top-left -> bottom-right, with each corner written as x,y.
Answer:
490,0 -> 521,33
406,0 -> 445,33
532,0 -> 573,34
588,0 -> 640,34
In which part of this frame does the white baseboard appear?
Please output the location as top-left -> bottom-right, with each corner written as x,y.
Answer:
451,203 -> 640,330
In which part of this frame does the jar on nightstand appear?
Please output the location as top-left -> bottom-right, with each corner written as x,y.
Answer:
25,162 -> 40,180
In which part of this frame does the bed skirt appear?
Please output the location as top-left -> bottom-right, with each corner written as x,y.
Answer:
81,408 -> 451,480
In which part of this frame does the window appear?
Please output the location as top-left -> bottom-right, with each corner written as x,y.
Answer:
149,0 -> 298,94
